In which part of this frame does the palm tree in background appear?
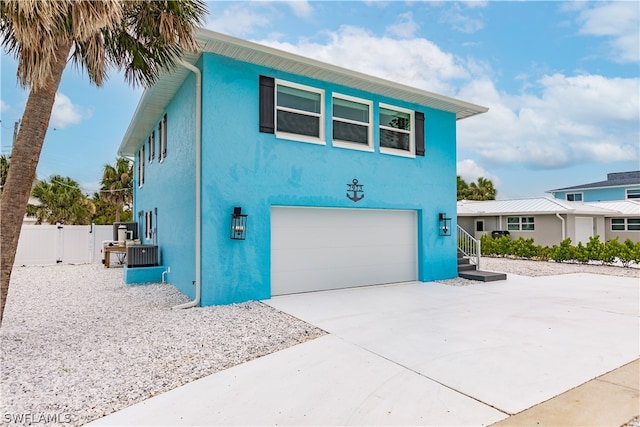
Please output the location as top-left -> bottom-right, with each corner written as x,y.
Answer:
100,158 -> 133,223
468,177 -> 497,200
0,155 -> 8,193
29,175 -> 95,225
0,0 -> 207,324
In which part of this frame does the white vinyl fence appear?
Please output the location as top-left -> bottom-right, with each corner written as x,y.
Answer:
14,224 -> 114,266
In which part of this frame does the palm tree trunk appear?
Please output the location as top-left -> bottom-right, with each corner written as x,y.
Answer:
115,199 -> 122,223
0,40 -> 72,325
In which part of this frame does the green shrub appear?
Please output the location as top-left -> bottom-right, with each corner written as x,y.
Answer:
602,238 -> 620,265
574,242 -> 589,263
551,238 -> 574,263
586,235 -> 604,264
512,237 -> 537,259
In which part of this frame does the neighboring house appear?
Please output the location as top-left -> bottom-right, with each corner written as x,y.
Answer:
458,197 -> 640,246
118,29 -> 488,306
547,170 -> 640,202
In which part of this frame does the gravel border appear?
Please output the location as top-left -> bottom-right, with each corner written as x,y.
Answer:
1,264 -> 325,426
2,260 -> 638,426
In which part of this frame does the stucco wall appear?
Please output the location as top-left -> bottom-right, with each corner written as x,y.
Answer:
133,72 -> 197,299
133,53 -> 462,306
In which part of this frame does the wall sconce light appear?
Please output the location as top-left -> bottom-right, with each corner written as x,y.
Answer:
439,213 -> 451,236
230,206 -> 247,240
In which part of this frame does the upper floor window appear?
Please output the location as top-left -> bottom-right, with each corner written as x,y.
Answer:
148,131 -> 155,163
566,192 -> 583,202
276,81 -> 324,144
627,189 -> 640,199
138,145 -> 145,187
158,114 -> 167,162
332,94 -> 373,151
507,216 -> 534,231
379,104 -> 414,156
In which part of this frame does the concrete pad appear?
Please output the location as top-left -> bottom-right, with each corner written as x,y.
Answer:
265,274 -> 639,414
491,360 -> 640,427
89,335 -> 507,426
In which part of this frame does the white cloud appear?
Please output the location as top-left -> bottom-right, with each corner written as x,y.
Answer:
50,93 -> 88,129
0,99 -> 9,112
576,2 -> 640,63
457,159 -> 498,183
385,12 -> 419,38
287,1 -> 313,19
206,3 -> 271,37
456,74 -> 640,168
439,3 -> 485,34
258,26 -> 469,95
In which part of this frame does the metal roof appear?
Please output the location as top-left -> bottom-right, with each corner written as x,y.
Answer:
457,197 -> 620,216
548,171 -> 640,192
119,28 -> 489,156
586,200 -> 640,216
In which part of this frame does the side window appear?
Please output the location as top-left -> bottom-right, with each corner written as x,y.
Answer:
628,218 -> 640,231
379,104 -> 414,156
148,131 -> 155,163
566,193 -> 583,202
159,114 -> 167,162
627,189 -> 640,199
332,94 -> 373,151
611,218 -> 625,231
145,211 -> 153,240
275,80 -> 324,144
138,146 -> 145,187
507,216 -> 535,231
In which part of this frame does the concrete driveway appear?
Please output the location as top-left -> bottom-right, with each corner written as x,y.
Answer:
90,273 -> 639,426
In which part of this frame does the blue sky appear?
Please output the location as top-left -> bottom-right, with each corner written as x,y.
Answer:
1,1 -> 638,199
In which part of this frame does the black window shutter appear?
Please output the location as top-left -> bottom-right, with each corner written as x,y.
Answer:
415,111 -> 425,156
259,76 -> 275,133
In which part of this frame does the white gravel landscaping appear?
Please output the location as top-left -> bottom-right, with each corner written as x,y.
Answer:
1,259 -> 638,426
1,264 -> 324,426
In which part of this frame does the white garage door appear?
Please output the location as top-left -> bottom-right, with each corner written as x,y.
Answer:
271,207 -> 417,295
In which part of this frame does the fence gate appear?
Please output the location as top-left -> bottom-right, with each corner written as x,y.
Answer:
14,224 -> 113,266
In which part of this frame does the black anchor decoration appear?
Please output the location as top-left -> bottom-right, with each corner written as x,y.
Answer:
346,179 -> 364,202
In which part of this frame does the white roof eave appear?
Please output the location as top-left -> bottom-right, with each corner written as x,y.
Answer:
119,29 -> 488,156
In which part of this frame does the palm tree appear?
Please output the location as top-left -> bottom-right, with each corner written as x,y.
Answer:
0,0 -> 207,324
0,155 -> 8,193
100,158 -> 133,223
468,177 -> 497,201
457,175 -> 469,201
30,175 -> 95,225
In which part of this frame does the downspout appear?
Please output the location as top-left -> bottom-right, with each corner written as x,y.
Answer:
173,60 -> 202,310
556,213 -> 566,240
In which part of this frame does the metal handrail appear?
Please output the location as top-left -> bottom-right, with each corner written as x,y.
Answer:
457,225 -> 481,269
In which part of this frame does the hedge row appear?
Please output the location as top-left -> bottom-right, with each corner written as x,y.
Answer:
478,235 -> 640,267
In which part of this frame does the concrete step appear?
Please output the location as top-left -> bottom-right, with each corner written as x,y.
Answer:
459,270 -> 507,282
457,263 -> 477,272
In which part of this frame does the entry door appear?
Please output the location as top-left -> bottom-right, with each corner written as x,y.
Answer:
575,217 -> 594,245
271,207 -> 418,295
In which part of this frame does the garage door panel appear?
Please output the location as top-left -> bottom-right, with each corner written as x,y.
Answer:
271,207 -> 417,295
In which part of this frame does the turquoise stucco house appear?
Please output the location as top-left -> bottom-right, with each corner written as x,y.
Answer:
118,29 -> 488,307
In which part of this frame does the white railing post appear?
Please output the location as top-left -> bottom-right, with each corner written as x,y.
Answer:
457,224 -> 481,268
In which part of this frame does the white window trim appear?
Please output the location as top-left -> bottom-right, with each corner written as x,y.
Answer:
611,218 -> 640,232
158,115 -> 167,163
275,79 -> 325,145
565,192 -> 583,202
138,146 -> 145,188
148,131 -> 155,164
379,103 -> 415,158
507,216 -> 535,232
331,93 -> 373,152
626,188 -> 640,199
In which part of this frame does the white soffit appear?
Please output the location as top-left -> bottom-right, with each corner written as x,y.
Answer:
119,29 -> 488,156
